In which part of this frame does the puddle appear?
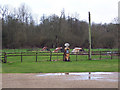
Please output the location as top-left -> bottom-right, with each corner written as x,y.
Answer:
36,73 -> 66,76
36,72 -> 118,82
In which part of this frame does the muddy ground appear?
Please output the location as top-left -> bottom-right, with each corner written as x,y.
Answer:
2,72 -> 118,88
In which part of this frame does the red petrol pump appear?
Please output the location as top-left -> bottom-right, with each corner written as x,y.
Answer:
63,43 -> 70,61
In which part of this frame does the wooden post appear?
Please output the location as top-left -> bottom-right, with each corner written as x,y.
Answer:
111,51 -> 113,59
57,52 -> 58,61
88,12 -> 92,60
21,52 -> 22,62
76,53 -> 78,61
63,53 -> 65,61
3,52 -> 5,63
100,51 -> 101,60
50,51 -> 52,61
4,52 -> 7,63
36,52 -> 37,62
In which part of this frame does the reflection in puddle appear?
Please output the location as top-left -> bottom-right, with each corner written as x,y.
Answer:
36,72 -> 118,82
36,73 -> 65,76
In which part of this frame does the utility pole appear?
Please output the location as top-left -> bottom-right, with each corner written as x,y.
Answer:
88,12 -> 92,60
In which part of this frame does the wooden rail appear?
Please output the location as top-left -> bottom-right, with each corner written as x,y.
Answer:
1,51 -> 119,63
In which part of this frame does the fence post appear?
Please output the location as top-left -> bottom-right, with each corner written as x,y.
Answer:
111,51 -> 113,59
57,52 -> 58,61
76,52 -> 78,61
100,51 -> 101,60
36,52 -> 37,62
4,52 -> 7,63
50,51 -> 52,61
63,53 -> 65,61
21,52 -> 22,62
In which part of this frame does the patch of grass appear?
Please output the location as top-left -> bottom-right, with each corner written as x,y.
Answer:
2,59 -> 118,73
2,48 -> 118,53
2,48 -> 118,73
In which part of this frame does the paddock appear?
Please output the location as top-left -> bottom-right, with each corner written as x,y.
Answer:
1,49 -> 119,63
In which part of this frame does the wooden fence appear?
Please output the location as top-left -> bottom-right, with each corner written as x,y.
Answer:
1,51 -> 119,63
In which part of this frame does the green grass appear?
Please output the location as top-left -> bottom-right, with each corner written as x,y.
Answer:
2,58 -> 118,73
2,48 -> 118,53
2,59 -> 118,73
4,52 -> 118,63
2,48 -> 118,73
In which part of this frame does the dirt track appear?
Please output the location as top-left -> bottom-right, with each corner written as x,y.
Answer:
2,72 -> 118,88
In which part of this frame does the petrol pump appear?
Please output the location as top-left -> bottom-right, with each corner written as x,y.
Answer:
64,43 -> 70,61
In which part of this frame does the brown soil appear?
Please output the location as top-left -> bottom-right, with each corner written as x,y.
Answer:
2,73 -> 118,88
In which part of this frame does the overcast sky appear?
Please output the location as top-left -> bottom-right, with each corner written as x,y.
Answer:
0,0 -> 119,24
